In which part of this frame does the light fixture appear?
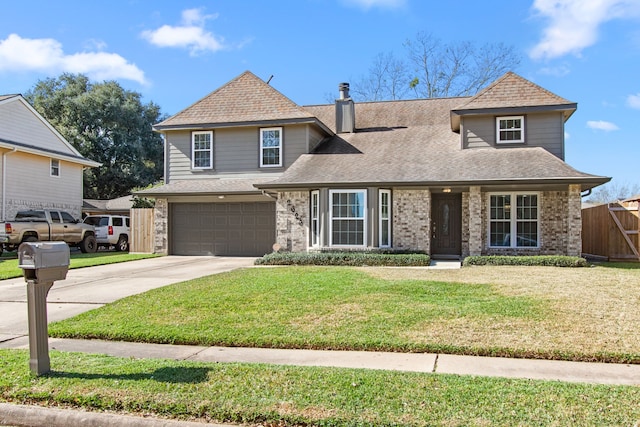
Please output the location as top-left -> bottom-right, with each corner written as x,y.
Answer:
442,188 -> 452,193
218,195 -> 225,199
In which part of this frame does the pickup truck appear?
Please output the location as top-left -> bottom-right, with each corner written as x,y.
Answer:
0,209 -> 97,254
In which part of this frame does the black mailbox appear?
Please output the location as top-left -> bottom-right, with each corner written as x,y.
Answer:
18,241 -> 70,284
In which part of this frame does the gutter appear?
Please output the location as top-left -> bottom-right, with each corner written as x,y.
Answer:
2,147 -> 18,221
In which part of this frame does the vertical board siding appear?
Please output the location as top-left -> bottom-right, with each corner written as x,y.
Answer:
130,208 -> 155,253
582,203 -> 640,260
462,112 -> 564,159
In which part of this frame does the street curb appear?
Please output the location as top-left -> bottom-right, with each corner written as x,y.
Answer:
0,402 -> 225,427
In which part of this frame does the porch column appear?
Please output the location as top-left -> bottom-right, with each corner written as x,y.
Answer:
468,186 -> 482,256
154,198 -> 169,255
567,184 -> 582,257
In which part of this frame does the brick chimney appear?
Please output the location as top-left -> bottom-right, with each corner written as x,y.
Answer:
335,83 -> 355,133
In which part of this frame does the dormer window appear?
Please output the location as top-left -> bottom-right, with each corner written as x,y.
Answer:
496,116 -> 524,144
192,131 -> 213,169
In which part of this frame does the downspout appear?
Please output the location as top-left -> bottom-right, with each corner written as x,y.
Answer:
2,148 -> 18,221
581,189 -> 592,198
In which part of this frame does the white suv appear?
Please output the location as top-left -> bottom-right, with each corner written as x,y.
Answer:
83,215 -> 130,251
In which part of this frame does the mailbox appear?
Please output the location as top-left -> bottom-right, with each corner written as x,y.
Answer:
18,241 -> 70,284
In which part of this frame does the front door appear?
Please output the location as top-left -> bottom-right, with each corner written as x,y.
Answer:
431,194 -> 462,258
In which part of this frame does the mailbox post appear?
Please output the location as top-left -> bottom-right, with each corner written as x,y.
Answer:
18,242 -> 70,375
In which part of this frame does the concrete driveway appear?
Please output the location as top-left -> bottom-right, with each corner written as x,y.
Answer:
0,256 -> 255,343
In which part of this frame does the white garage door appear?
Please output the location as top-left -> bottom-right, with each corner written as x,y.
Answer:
171,202 -> 275,256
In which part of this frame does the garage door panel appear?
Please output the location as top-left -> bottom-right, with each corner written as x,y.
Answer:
171,202 -> 275,256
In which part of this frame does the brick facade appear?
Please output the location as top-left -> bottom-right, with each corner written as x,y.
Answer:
276,191 -> 309,252
154,198 -> 168,255
392,189 -> 431,252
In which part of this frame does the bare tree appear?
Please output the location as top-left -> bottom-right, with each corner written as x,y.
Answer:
351,32 -> 520,101
351,52 -> 410,101
587,181 -> 640,204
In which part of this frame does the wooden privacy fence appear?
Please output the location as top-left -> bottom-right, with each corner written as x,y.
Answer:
582,200 -> 639,261
130,208 -> 155,253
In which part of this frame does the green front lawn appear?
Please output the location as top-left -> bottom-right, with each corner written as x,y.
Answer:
49,265 -> 640,363
0,251 -> 160,280
1,350 -> 639,426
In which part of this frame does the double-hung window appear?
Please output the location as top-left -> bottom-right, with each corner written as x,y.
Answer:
330,190 -> 366,247
260,127 -> 282,167
489,193 -> 539,248
379,189 -> 391,247
496,116 -> 524,144
50,159 -> 60,177
192,131 -> 213,169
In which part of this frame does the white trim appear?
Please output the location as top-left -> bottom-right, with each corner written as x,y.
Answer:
487,192 -> 540,248
329,189 -> 367,248
379,189 -> 391,248
191,130 -> 213,170
260,127 -> 283,168
496,116 -> 524,144
310,190 -> 320,247
50,158 -> 60,177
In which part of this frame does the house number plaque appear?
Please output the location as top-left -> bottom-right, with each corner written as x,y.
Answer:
286,199 -> 304,226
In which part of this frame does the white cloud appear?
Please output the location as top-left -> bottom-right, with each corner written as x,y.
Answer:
529,0 -> 640,60
587,120 -> 619,131
627,93 -> 640,109
538,64 -> 571,76
0,33 -> 146,84
141,8 -> 225,55
342,0 -> 407,10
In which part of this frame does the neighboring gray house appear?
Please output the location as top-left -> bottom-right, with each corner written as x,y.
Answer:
139,71 -> 609,258
0,94 -> 100,220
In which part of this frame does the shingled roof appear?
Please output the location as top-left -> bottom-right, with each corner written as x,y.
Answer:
450,72 -> 577,131
155,71 -> 321,130
257,97 -> 608,191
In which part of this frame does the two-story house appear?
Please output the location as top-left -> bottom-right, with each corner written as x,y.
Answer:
139,71 -> 609,258
0,94 -> 100,221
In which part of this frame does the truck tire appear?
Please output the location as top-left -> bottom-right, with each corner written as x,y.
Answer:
79,235 -> 97,253
115,235 -> 129,252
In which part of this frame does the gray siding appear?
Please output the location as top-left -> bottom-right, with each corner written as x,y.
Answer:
308,124 -> 325,152
0,100 -> 78,156
166,124 -> 313,181
462,112 -> 565,159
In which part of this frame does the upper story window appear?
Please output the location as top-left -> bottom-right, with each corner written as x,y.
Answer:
50,159 -> 60,177
496,116 -> 524,144
192,131 -> 213,169
260,127 -> 282,167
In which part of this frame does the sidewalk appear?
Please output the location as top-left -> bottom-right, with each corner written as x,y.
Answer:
3,336 -> 640,386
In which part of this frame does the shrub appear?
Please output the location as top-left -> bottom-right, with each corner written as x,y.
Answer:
462,255 -> 588,267
255,251 -> 431,267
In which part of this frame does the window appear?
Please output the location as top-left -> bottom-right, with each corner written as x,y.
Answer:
192,131 -> 213,169
260,127 -> 282,167
379,189 -> 391,247
50,211 -> 61,223
330,190 -> 366,247
61,211 -> 77,223
496,116 -> 524,144
489,193 -> 538,248
310,190 -> 320,247
50,159 -> 60,177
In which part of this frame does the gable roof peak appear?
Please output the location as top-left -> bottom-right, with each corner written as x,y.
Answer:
155,70 -> 314,129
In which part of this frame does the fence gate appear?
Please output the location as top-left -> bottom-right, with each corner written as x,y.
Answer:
582,202 -> 640,261
130,208 -> 155,253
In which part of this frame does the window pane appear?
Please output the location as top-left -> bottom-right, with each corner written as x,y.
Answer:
517,221 -> 538,247
490,195 -> 511,220
490,221 -> 510,246
262,147 -> 280,165
381,219 -> 389,246
332,219 -> 364,245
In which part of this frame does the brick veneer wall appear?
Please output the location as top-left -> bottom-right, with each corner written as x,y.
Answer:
479,186 -> 582,256
276,191 -> 309,252
154,198 -> 168,255
392,189 -> 431,252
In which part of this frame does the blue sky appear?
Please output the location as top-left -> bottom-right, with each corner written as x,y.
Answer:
2,0 -> 639,188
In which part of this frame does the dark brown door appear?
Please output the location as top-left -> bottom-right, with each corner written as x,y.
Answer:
431,194 -> 462,257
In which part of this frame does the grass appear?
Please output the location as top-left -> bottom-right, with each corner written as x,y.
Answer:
1,349 -> 639,426
49,264 -> 640,363
0,251 -> 160,279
